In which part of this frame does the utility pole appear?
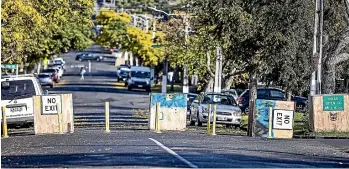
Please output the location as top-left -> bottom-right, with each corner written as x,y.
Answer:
183,15 -> 189,94
317,0 -> 324,94
310,0 -> 321,96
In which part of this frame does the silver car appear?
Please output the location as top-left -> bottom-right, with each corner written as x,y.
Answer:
38,74 -> 54,88
189,93 -> 241,128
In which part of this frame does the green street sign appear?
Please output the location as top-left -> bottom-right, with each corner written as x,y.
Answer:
323,95 -> 345,111
1,64 -> 17,69
152,45 -> 161,48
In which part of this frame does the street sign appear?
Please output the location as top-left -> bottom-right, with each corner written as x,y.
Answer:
41,95 -> 61,115
1,64 -> 17,69
323,95 -> 344,111
273,110 -> 294,130
152,45 -> 161,48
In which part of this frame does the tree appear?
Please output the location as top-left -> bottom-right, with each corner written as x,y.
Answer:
322,0 -> 349,94
96,9 -> 165,66
1,0 -> 95,71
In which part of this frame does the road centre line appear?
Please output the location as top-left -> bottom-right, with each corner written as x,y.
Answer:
148,138 -> 198,168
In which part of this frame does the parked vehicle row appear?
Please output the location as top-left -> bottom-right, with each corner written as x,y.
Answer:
38,57 -> 66,88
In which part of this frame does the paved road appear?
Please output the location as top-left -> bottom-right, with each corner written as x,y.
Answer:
2,48 -> 349,168
49,50 -> 150,130
2,129 -> 349,168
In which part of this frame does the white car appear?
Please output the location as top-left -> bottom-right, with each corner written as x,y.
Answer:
189,92 -> 242,128
54,57 -> 65,65
1,74 -> 44,125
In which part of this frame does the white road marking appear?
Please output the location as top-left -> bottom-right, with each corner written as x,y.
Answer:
149,138 -> 198,168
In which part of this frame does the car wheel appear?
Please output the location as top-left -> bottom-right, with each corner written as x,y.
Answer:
146,88 -> 151,92
50,84 -> 53,88
79,58 -> 83,62
189,111 -> 195,126
244,107 -> 249,114
226,124 -> 233,128
97,58 -> 101,62
127,86 -> 132,91
197,112 -> 203,126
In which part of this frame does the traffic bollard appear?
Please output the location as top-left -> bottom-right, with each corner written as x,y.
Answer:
155,102 -> 161,133
268,107 -> 273,138
207,104 -> 211,135
2,106 -> 8,138
212,104 -> 217,136
88,60 -> 91,73
57,103 -> 63,134
105,102 -> 110,133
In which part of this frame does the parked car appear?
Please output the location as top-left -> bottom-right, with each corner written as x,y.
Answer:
38,73 -> 54,88
221,89 -> 239,101
189,92 -> 242,128
116,66 -> 131,82
53,57 -> 65,65
41,68 -> 60,83
1,74 -> 44,125
75,52 -> 103,62
237,88 -> 308,114
47,64 -> 64,78
186,93 -> 198,118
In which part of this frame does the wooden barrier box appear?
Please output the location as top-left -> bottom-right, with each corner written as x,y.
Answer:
33,94 -> 74,135
310,94 -> 349,132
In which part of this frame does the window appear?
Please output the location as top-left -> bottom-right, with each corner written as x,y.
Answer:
270,90 -> 285,98
1,80 -> 36,100
257,89 -> 266,96
131,71 -> 150,78
203,94 -> 237,106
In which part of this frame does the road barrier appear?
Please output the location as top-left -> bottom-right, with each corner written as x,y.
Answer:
2,106 -> 8,138
212,104 -> 217,136
155,102 -> 161,133
105,102 -> 110,133
207,104 -> 212,135
33,94 -> 74,135
268,107 -> 273,138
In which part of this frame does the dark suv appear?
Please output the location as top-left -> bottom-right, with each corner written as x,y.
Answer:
75,52 -> 103,62
237,88 -> 308,113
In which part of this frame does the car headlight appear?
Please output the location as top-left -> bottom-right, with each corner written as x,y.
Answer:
233,112 -> 241,116
146,80 -> 150,84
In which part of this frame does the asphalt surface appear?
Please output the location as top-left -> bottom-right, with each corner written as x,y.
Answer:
2,46 -> 349,168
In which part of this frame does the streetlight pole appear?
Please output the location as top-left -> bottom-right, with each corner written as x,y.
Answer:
147,7 -> 189,94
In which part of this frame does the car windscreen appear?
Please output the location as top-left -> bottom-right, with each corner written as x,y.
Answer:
1,80 -> 36,100
131,71 -> 150,78
203,94 -> 237,106
42,69 -> 56,73
38,74 -> 50,78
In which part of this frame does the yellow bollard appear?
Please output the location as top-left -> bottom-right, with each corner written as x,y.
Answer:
57,103 -> 63,134
212,104 -> 217,136
155,102 -> 162,133
2,106 -> 8,138
207,104 -> 211,135
268,107 -> 273,138
105,102 -> 110,133
114,58 -> 118,67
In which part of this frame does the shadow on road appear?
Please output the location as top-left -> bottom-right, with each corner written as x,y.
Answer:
2,151 -> 348,168
50,86 -> 149,95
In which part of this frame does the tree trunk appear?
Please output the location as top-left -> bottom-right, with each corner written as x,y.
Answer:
322,57 -> 336,94
247,72 -> 258,137
223,76 -> 235,90
204,77 -> 214,92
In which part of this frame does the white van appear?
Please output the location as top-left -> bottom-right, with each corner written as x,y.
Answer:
1,74 -> 44,125
126,66 -> 155,92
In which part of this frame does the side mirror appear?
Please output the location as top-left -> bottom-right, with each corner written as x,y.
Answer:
44,90 -> 49,95
150,77 -> 154,80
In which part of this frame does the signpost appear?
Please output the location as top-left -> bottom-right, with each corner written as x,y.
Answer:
1,64 -> 18,77
273,110 -> 294,130
41,95 -> 61,115
323,95 -> 344,111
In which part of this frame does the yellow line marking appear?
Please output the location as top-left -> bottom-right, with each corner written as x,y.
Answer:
114,82 -> 126,89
